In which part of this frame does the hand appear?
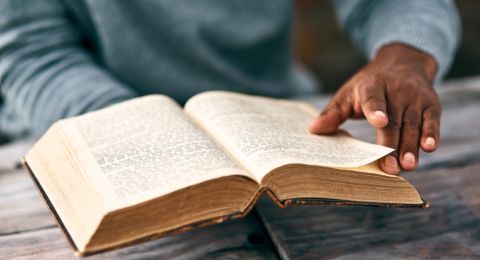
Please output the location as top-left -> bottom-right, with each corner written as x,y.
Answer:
309,43 -> 441,175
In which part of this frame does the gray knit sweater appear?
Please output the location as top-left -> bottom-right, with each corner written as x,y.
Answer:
0,0 -> 460,139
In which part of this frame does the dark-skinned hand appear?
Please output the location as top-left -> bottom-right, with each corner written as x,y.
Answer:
309,43 -> 440,175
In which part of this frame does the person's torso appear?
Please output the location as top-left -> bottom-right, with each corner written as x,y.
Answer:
63,0 -> 315,103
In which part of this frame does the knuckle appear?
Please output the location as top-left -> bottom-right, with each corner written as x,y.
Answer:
364,96 -> 385,108
401,143 -> 418,153
322,102 -> 340,114
423,119 -> 440,130
358,82 -> 380,97
424,105 -> 442,119
360,83 -> 378,93
403,119 -> 422,129
356,72 -> 377,85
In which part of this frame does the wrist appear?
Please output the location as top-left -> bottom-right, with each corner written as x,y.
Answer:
375,43 -> 438,82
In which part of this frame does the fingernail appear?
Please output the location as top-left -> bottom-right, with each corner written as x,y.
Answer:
384,155 -> 398,169
426,137 -> 436,146
373,110 -> 386,119
404,152 -> 416,163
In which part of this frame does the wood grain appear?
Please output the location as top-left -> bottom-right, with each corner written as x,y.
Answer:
0,169 -> 55,235
0,213 -> 278,260
256,162 -> 480,259
0,169 -> 279,259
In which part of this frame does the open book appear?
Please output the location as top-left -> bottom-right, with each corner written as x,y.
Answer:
24,91 -> 426,255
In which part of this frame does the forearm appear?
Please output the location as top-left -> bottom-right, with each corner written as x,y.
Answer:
0,53 -> 135,139
0,0 -> 135,139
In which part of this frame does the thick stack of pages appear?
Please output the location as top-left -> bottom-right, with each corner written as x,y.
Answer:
24,91 -> 426,255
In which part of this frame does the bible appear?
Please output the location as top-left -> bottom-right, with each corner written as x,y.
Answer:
23,91 -> 427,255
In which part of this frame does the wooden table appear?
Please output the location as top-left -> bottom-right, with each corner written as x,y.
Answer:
1,77 -> 480,259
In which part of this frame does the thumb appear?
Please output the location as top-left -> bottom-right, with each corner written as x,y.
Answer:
309,99 -> 351,134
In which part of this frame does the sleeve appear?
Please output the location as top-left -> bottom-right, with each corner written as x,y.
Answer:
0,0 -> 136,139
330,0 -> 461,82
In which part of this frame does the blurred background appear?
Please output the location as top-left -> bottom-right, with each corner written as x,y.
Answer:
294,0 -> 480,92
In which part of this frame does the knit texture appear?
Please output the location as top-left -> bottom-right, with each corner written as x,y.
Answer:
0,0 -> 460,139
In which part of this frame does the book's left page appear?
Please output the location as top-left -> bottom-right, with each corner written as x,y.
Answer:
25,95 -> 256,253
58,95 -> 253,209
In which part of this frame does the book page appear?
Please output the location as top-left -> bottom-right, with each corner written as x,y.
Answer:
185,91 -> 393,182
58,95 -> 251,209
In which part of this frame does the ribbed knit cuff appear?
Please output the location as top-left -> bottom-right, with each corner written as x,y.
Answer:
368,25 -> 457,84
365,0 -> 460,84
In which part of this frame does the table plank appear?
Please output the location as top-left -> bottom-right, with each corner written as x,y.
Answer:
0,213 -> 278,260
332,231 -> 480,260
0,169 -> 279,259
0,169 -> 55,235
256,162 -> 480,259
0,139 -> 32,170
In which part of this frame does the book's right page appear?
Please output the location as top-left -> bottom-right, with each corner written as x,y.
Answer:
184,91 -> 393,183
185,91 -> 424,206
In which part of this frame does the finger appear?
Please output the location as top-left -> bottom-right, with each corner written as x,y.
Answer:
420,105 -> 441,152
309,92 -> 352,134
359,84 -> 388,128
399,106 -> 421,171
377,105 -> 404,175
